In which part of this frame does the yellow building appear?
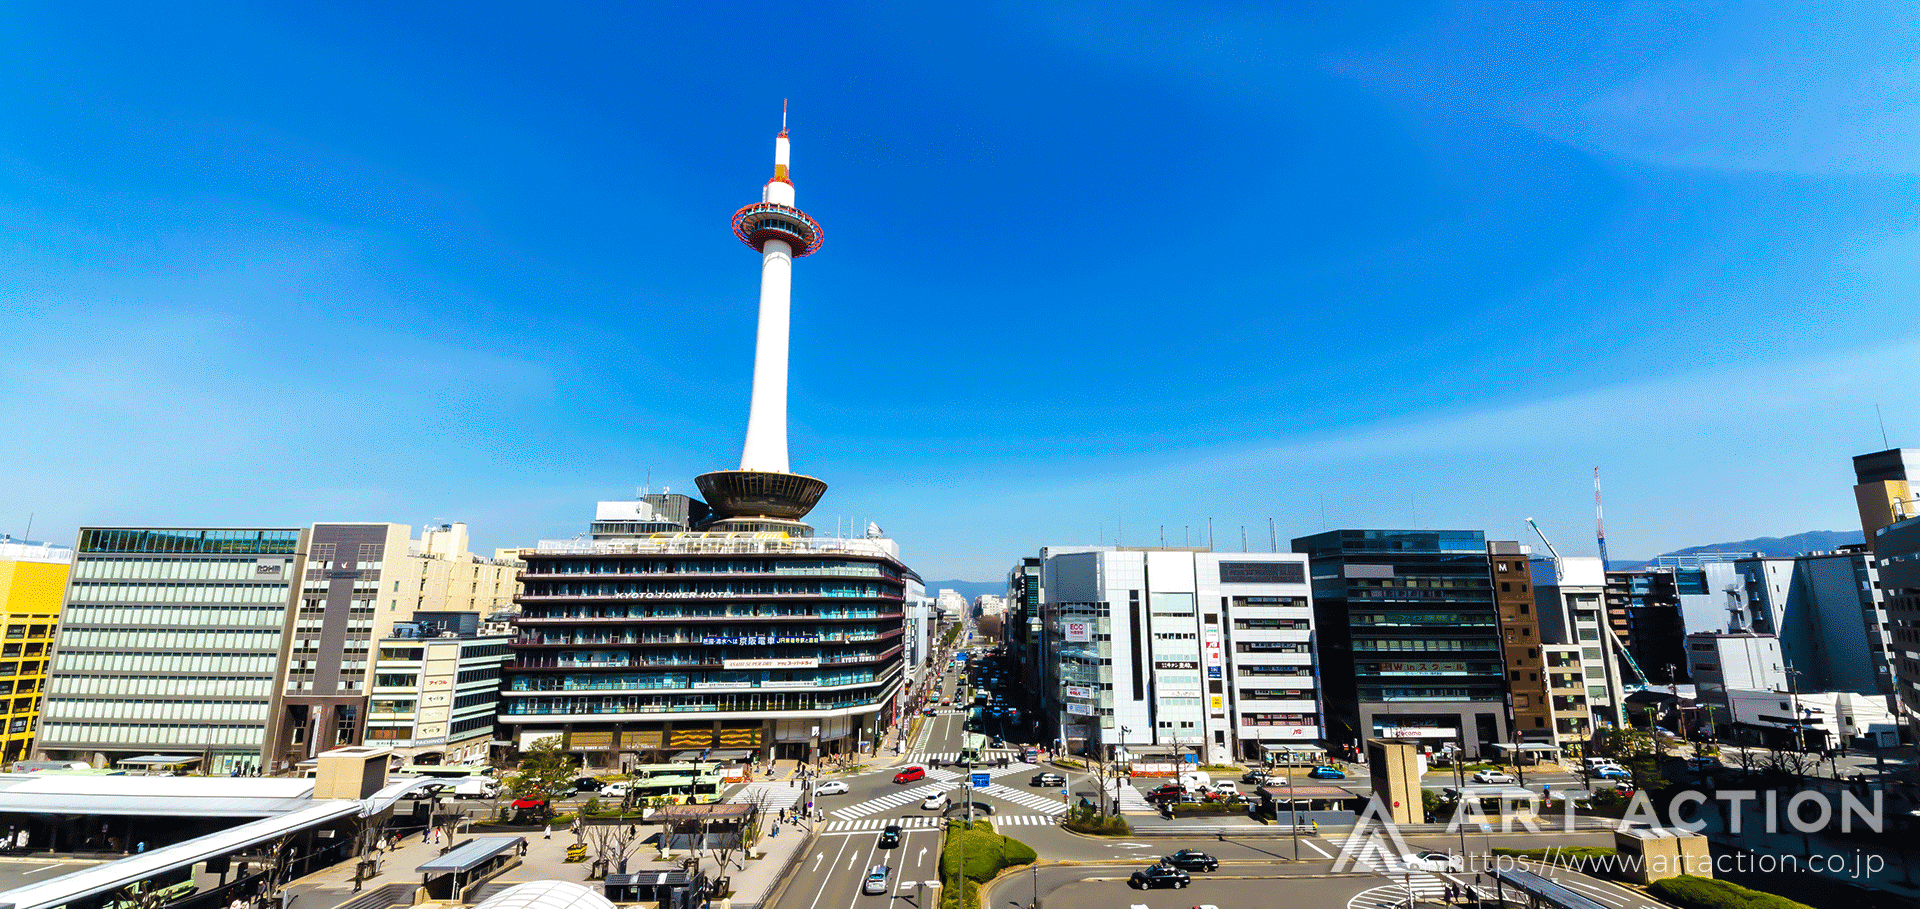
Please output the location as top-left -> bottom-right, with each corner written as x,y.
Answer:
0,541 -> 70,765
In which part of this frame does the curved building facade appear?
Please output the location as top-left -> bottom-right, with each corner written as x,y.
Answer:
500,530 -> 909,765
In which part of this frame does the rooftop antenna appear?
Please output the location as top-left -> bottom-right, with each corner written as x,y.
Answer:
1184,525 -> 1190,547
1207,518 -> 1214,550
1269,518 -> 1277,553
1240,526 -> 1248,553
782,98 -> 788,132
1160,525 -> 1166,547
1879,404 -> 1891,449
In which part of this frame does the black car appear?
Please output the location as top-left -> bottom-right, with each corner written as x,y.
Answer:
1030,772 -> 1065,787
572,777 -> 603,792
1128,865 -> 1190,889
878,824 -> 902,848
1162,850 -> 1218,872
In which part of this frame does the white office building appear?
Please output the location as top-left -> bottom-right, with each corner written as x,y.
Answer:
1531,556 -> 1627,729
1039,548 -> 1319,765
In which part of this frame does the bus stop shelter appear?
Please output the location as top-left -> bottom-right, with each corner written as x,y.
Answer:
117,755 -> 202,775
1488,742 -> 1565,767
416,835 -> 526,901
603,870 -> 707,909
651,803 -> 754,851
1260,743 -> 1327,766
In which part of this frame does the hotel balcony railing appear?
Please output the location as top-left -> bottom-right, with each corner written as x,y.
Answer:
508,628 -> 902,648
505,644 -> 903,671
514,611 -> 902,624
500,696 -> 884,716
518,590 -> 905,602
519,566 -> 895,581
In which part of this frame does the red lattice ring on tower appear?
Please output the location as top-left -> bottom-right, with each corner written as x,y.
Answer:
732,202 -> 824,257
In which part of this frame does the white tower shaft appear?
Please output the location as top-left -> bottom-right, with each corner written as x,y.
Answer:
740,235 -> 793,473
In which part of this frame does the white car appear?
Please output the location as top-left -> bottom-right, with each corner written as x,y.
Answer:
599,782 -> 630,799
921,794 -> 949,810
815,780 -> 849,796
1472,770 -> 1515,784
1400,850 -> 1466,873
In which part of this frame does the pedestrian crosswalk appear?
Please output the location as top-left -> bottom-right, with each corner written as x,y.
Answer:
817,815 -> 1056,833
900,749 -> 1028,764
1341,840 -> 1474,907
976,784 -> 1068,815
1105,780 -> 1153,812
728,781 -> 806,811
831,783 -> 949,819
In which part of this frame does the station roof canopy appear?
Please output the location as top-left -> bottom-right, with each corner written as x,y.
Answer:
1488,743 -> 1563,753
416,836 -> 526,874
0,773 -> 314,817
0,800 -> 358,909
650,804 -> 754,823
1261,743 -> 1326,754
1490,866 -> 1613,909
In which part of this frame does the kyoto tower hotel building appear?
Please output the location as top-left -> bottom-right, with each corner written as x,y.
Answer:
499,113 -> 919,767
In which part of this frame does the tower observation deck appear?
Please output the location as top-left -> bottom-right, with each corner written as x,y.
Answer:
696,107 -> 828,534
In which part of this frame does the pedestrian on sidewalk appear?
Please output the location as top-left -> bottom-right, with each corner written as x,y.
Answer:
543,824 -> 552,839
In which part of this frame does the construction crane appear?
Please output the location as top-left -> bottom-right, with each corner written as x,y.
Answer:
1594,467 -> 1612,573
1527,516 -> 1651,686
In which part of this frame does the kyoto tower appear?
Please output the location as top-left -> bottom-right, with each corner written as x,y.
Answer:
696,104 -> 829,534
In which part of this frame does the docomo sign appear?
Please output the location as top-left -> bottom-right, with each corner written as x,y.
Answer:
1064,621 -> 1092,643
723,658 -> 819,670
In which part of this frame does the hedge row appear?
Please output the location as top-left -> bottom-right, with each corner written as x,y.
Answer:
1491,847 -> 1619,861
1649,875 -> 1816,909
939,821 -> 1036,909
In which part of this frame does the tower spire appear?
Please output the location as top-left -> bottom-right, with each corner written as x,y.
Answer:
698,103 -> 828,533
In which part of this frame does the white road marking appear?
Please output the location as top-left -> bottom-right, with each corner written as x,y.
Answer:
23,864 -> 68,876
1555,877 -> 1631,905
1303,838 -> 1332,858
806,837 -> 853,909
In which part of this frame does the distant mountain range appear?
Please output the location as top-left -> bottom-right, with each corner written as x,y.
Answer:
1614,530 -> 1865,570
923,579 -> 1005,601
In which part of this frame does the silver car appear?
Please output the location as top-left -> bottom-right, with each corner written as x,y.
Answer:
863,865 -> 892,895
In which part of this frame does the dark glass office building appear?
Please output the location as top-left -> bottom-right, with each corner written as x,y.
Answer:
1291,529 -> 1509,758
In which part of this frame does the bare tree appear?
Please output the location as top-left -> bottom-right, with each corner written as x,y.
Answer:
583,821 -> 645,880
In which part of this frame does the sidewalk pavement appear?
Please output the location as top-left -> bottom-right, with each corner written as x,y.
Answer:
285,815 -> 821,909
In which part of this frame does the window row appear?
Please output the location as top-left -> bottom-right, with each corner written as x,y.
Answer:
68,582 -> 291,604
62,605 -> 284,628
48,675 -> 269,698
46,698 -> 269,722
54,652 -> 276,674
41,720 -> 265,747
58,629 -> 281,651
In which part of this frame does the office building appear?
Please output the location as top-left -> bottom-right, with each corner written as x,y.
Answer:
1006,557 -> 1043,719
365,615 -> 510,765
1039,548 -> 1318,764
1531,556 -> 1628,729
1687,632 -> 1786,737
1734,550 -> 1893,697
1488,541 -> 1554,743
1542,644 -> 1593,744
1293,530 -> 1506,758
1605,569 -> 1703,683
275,522 -> 521,770
0,541 -> 70,764
39,528 -> 307,773
1874,515 -> 1920,735
1854,448 -> 1920,553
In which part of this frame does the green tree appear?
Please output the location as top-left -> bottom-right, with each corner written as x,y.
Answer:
1593,728 -> 1667,790
505,736 -> 578,819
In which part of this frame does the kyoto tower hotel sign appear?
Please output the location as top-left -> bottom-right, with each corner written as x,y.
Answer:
697,104 -> 830,533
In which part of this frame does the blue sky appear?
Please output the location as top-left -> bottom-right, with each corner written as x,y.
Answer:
3,2 -> 1918,581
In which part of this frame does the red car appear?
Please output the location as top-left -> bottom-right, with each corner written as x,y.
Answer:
894,766 -> 926,784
